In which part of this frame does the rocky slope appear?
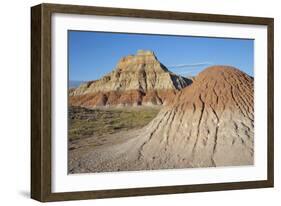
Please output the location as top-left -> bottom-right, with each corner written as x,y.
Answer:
69,50 -> 191,107
69,66 -> 254,173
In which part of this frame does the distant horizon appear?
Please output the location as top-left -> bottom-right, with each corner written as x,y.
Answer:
69,31 -> 254,81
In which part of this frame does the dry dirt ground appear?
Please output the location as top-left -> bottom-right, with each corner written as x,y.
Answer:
68,106 -> 160,173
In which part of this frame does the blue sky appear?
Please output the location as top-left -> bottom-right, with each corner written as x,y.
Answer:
68,31 -> 254,81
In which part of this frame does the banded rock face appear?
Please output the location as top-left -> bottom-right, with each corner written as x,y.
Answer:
69,50 -> 191,107
69,66 -> 254,173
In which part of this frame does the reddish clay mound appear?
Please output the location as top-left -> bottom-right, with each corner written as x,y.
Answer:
170,66 -> 254,115
134,66 -> 254,169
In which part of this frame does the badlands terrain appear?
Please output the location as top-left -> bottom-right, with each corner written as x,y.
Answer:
69,50 -> 192,107
68,50 -> 254,173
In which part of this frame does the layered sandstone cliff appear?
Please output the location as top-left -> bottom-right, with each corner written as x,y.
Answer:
69,50 -> 191,107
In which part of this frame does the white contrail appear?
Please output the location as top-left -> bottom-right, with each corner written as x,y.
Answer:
167,62 -> 213,68
178,71 -> 202,75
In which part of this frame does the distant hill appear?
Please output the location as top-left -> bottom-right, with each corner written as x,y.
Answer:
69,80 -> 85,89
69,50 -> 192,107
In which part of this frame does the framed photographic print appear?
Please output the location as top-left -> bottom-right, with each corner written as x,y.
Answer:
31,3 -> 274,202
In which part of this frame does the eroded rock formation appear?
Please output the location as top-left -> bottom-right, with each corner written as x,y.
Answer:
69,50 -> 191,107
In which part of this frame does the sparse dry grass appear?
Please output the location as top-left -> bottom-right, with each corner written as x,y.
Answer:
68,106 -> 160,142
